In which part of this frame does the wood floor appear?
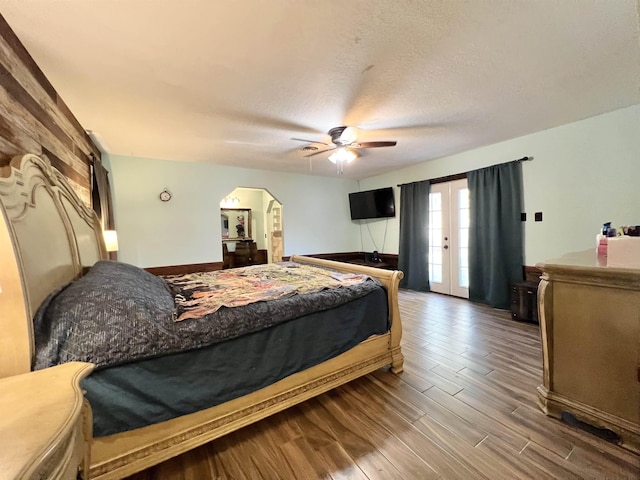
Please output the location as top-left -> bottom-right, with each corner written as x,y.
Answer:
126,290 -> 640,479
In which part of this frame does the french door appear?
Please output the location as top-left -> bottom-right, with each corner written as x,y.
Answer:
428,179 -> 469,298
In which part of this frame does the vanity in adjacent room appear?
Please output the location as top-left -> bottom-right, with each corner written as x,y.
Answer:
221,208 -> 267,268
536,250 -> 640,453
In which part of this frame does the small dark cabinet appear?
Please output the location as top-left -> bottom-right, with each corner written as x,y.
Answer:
511,281 -> 539,323
223,241 -> 267,269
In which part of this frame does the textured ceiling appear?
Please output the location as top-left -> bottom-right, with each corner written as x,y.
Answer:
2,0 -> 639,179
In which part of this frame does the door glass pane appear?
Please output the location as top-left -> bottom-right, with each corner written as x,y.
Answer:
458,188 -> 470,290
432,213 -> 442,230
430,264 -> 442,283
459,208 -> 470,228
428,192 -> 443,285
430,192 -> 441,211
459,228 -> 468,248
459,248 -> 468,267
432,247 -> 442,265
459,188 -> 469,208
431,231 -> 442,247
459,267 -> 469,288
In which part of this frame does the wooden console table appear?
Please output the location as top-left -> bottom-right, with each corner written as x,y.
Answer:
536,250 -> 640,453
0,362 -> 94,479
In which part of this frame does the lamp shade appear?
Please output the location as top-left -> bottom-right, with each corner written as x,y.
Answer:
328,148 -> 357,164
103,230 -> 119,252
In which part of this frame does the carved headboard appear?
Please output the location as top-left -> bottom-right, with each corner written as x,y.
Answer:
0,154 -> 106,377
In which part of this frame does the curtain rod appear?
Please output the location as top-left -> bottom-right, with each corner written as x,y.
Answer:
397,156 -> 531,188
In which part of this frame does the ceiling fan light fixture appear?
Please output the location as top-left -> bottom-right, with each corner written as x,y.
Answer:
339,126 -> 357,144
328,126 -> 358,145
328,148 -> 357,164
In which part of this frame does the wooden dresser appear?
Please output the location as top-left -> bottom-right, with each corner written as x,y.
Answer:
0,362 -> 94,479
536,250 -> 640,453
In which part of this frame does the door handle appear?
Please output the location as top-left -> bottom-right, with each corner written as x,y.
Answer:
443,245 -> 449,250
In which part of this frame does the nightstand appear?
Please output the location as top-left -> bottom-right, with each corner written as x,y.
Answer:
0,362 -> 94,479
511,281 -> 539,323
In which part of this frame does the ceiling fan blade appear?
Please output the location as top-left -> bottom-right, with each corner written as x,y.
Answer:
304,147 -> 336,158
352,141 -> 397,148
291,138 -> 331,146
215,108 -> 319,134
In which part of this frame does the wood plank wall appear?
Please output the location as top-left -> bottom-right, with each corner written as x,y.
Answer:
0,14 -> 99,205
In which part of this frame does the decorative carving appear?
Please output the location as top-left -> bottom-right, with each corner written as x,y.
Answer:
537,278 -> 552,390
1,155 -> 91,221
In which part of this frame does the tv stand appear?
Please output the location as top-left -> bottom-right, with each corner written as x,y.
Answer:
349,259 -> 393,269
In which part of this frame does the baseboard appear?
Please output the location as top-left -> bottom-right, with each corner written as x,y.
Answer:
145,257 -> 531,279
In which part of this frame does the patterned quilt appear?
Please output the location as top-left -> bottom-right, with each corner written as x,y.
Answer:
33,260 -> 383,369
165,262 -> 369,321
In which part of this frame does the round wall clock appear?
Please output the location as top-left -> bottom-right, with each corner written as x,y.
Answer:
159,189 -> 172,202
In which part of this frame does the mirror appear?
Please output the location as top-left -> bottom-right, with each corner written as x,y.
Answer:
221,208 -> 252,240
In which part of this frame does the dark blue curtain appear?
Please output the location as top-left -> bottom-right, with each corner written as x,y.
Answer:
468,161 -> 523,308
398,180 -> 430,291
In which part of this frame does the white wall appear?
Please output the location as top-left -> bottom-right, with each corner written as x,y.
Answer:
358,104 -> 640,265
108,155 -> 361,267
108,105 -> 639,268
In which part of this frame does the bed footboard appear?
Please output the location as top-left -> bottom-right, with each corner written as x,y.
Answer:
89,256 -> 403,479
291,255 -> 404,373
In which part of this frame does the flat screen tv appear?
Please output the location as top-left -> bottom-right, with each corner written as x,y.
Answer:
348,187 -> 395,220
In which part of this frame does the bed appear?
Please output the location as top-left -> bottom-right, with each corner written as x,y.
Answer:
0,153 -> 404,479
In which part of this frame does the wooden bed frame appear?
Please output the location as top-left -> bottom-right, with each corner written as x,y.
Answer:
0,154 -> 404,479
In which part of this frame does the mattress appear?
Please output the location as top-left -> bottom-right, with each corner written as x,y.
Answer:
82,285 -> 388,437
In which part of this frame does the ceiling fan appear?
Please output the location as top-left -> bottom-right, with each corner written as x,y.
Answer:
292,126 -> 397,172
291,125 -> 397,158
